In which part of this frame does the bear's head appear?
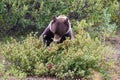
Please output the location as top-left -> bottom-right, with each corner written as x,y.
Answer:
50,15 -> 71,43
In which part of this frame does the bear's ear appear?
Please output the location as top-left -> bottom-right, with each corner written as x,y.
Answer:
52,16 -> 57,23
64,18 -> 69,25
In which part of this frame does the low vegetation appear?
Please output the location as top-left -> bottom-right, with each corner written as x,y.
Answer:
0,23 -> 117,80
0,0 -> 119,80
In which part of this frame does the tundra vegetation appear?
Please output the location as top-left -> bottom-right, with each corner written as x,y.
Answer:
0,0 -> 120,80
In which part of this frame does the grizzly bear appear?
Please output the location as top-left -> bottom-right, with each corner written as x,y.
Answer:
40,15 -> 74,46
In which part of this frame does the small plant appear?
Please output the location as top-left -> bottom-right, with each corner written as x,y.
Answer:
0,63 -> 5,77
1,66 -> 26,80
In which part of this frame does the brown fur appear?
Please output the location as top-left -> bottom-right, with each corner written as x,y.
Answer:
40,15 -> 74,46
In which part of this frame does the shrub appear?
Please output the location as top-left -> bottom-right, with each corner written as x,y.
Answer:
1,23 -> 116,79
0,42 -> 5,78
0,0 -> 119,37
87,8 -> 118,39
1,66 -> 26,80
0,63 -> 5,77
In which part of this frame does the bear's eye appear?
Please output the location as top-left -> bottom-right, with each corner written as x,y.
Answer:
64,26 -> 68,32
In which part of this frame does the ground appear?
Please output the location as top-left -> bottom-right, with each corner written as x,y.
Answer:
106,37 -> 120,80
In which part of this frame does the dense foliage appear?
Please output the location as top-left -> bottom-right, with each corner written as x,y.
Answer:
0,0 -> 119,79
0,23 -> 116,79
0,0 -> 119,38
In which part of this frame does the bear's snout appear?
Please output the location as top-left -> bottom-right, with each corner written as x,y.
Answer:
53,34 -> 61,43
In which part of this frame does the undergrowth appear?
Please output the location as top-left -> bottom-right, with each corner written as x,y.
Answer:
0,23 -> 117,80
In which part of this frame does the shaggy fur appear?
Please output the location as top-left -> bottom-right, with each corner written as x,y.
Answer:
40,15 -> 74,46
